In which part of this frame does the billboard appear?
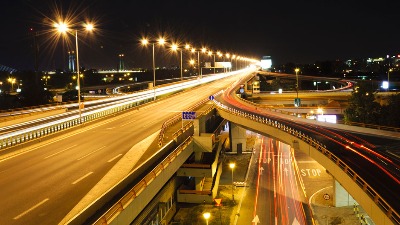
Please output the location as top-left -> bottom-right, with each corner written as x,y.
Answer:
215,62 -> 232,68
260,56 -> 272,70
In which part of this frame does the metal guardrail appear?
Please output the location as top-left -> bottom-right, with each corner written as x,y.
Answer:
0,97 -> 151,150
338,120 -> 400,133
157,90 -> 224,147
240,95 -> 400,133
213,100 -> 400,225
93,136 -> 193,225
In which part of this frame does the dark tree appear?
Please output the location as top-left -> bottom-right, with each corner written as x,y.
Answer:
344,81 -> 381,124
380,94 -> 400,127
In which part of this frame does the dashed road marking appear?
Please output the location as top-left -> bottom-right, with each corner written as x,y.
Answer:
44,145 -> 77,159
72,172 -> 93,185
13,198 -> 49,220
107,154 -> 122,163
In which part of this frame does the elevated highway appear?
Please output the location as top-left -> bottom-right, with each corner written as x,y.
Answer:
0,69 -> 255,225
214,79 -> 400,225
1,68 -> 399,225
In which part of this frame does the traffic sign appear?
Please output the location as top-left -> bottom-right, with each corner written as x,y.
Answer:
294,98 -> 301,107
323,193 -> 330,200
209,95 -> 214,100
182,111 -> 196,120
214,198 -> 222,206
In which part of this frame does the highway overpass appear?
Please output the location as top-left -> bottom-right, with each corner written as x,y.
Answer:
0,69 -> 399,225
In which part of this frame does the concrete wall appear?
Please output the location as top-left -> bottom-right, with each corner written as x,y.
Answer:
334,180 -> 357,207
229,122 -> 247,153
109,142 -> 194,225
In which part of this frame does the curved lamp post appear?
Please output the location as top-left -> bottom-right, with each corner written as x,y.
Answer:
55,21 -> 94,123
141,37 -> 165,100
171,43 -> 183,81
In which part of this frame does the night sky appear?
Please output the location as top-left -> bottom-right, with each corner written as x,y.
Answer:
1,0 -> 399,71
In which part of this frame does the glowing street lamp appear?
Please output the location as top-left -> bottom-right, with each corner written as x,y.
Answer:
55,21 -> 94,123
42,75 -> 51,87
8,77 -> 16,92
388,68 -> 393,91
141,37 -> 166,99
229,163 -> 235,201
208,50 -> 216,74
203,212 -> 210,225
294,68 -> 300,110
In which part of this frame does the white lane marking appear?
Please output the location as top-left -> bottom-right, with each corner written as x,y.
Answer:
13,198 -> 49,220
0,103 -> 139,163
107,154 -> 122,163
121,120 -> 136,127
44,145 -> 78,159
142,120 -> 158,128
72,172 -> 93,185
76,146 -> 106,161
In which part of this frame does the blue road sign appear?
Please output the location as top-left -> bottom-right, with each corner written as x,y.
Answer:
209,95 -> 214,100
182,111 -> 196,120
294,98 -> 301,107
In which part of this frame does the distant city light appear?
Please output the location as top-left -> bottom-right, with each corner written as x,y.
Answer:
382,81 -> 389,89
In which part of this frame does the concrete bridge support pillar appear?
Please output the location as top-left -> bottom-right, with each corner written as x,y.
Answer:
229,122 -> 246,154
195,177 -> 203,191
334,180 -> 357,207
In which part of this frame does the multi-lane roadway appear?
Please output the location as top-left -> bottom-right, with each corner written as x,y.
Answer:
0,69 -> 255,225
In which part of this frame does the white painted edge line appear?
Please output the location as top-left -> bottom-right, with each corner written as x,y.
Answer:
13,198 -> 49,220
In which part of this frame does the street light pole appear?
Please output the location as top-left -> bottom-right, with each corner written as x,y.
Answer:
152,42 -> 156,99
295,68 -> 300,99
55,21 -> 93,124
142,38 -> 165,100
75,29 -> 83,123
388,68 -> 392,91
180,49 -> 183,81
229,163 -> 235,202
197,51 -> 200,78
213,54 -> 216,74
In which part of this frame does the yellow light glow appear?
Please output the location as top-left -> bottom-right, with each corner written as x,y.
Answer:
141,39 -> 149,45
54,22 -> 69,33
171,44 -> 178,51
85,23 -> 94,31
203,212 -> 210,220
229,163 -> 235,169
158,38 -> 165,45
